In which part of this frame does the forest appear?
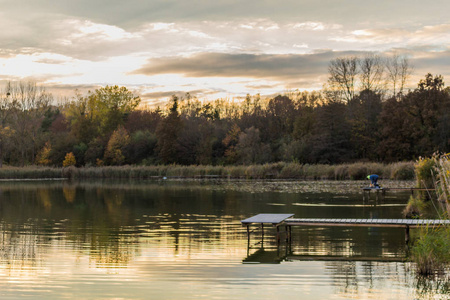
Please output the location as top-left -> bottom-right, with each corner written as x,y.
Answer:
0,55 -> 449,167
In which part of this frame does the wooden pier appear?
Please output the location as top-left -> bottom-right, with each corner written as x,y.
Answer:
241,214 -> 294,245
241,214 -> 450,244
362,187 -> 435,200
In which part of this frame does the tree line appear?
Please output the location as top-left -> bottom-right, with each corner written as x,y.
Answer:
0,56 -> 449,167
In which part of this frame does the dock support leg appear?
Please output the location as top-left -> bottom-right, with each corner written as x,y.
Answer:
261,223 -> 264,244
246,225 -> 250,244
405,226 -> 410,244
276,226 -> 280,245
289,225 -> 292,243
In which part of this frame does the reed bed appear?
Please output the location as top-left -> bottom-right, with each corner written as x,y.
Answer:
0,162 -> 416,180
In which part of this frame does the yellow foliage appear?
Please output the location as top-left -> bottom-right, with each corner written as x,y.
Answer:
36,141 -> 52,166
96,158 -> 104,166
63,152 -> 76,167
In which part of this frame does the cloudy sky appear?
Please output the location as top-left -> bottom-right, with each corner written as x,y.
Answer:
1,0 -> 449,105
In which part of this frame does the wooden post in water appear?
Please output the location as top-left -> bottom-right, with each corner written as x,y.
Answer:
288,225 -> 292,243
405,226 -> 410,244
285,225 -> 289,242
261,223 -> 264,244
276,225 -> 280,245
246,225 -> 250,244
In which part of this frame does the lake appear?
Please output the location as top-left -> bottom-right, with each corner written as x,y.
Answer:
0,179 -> 447,299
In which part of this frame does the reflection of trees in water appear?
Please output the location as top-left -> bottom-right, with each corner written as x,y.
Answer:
0,183 -> 142,269
291,227 -> 405,259
325,260 -> 411,297
0,223 -> 42,274
0,181 -> 246,270
80,233 -> 140,267
415,276 -> 450,299
323,261 -> 450,299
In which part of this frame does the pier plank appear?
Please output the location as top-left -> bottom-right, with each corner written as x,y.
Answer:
241,213 -> 294,225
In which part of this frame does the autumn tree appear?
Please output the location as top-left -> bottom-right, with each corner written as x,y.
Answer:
155,96 -> 182,164
310,101 -> 352,163
63,152 -> 76,167
94,85 -> 141,135
347,89 -> 382,160
125,130 -> 157,164
64,86 -> 140,144
104,126 -> 130,165
36,141 -> 52,166
235,127 -> 271,164
222,123 -> 241,164
6,81 -> 52,165
403,74 -> 448,156
64,92 -> 100,144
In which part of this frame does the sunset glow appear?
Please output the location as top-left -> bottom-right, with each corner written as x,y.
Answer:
1,0 -> 449,105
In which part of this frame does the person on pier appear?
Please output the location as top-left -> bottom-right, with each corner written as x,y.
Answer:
367,174 -> 380,188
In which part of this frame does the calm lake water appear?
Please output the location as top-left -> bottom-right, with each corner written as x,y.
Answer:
0,179 -> 448,299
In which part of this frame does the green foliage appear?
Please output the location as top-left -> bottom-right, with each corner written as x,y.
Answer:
434,154 -> 450,210
404,195 -> 427,218
415,157 -> 436,189
411,226 -> 450,276
155,96 -> 182,164
235,127 -> 270,165
73,143 -> 88,166
84,138 -> 106,165
126,130 -> 157,164
2,72 -> 450,167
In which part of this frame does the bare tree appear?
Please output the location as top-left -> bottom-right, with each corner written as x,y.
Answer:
399,56 -> 412,96
359,54 -> 384,93
385,54 -> 412,99
0,85 -> 15,168
327,56 -> 359,102
6,81 -> 52,165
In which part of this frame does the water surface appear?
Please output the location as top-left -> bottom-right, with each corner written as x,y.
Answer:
0,179 -> 446,299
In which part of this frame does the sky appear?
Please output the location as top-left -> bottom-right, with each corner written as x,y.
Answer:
1,0 -> 449,105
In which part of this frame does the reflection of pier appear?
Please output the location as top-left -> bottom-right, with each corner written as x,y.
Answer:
243,242 -> 408,264
242,214 -> 450,245
244,250 -> 408,264
243,247 -> 288,264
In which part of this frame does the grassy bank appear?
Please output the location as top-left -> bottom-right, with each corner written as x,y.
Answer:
408,154 -> 450,276
0,161 -> 415,180
411,226 -> 450,276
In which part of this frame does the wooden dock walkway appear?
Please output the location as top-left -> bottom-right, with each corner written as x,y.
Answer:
241,214 -> 450,244
362,187 -> 435,200
284,218 -> 450,227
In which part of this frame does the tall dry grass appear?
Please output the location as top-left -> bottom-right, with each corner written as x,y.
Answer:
0,162 -> 416,180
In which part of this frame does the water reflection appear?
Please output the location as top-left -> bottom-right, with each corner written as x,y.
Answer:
0,179 -> 447,299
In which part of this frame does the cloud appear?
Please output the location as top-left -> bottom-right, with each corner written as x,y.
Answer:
142,89 -> 214,100
331,24 -> 450,50
3,0 -> 450,30
133,51 -> 358,80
